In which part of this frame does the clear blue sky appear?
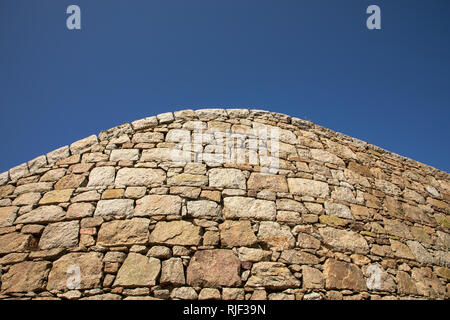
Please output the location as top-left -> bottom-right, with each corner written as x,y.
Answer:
1,0 -> 449,173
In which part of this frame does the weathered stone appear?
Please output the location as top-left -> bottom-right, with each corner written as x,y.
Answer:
114,253 -> 161,287
167,173 -> 208,187
9,163 -> 30,181
0,184 -> 15,197
287,178 -> 329,198
246,262 -> 300,289
390,239 -> 415,260
198,288 -> 221,300
131,116 -> 158,130
319,215 -> 349,227
14,182 -> 53,195
39,189 -> 73,205
411,267 -> 446,298
0,233 -> 34,253
0,252 -> 29,265
257,221 -> 295,250
383,218 -> 412,239
12,193 -> 41,206
97,218 -> 150,247
187,200 -> 221,218
39,221 -> 79,250
160,258 -> 185,285
170,287 -> 198,300
150,221 -> 201,246
406,240 -> 436,264
237,247 -> 272,262
200,190 -> 221,202
302,266 -> 324,289
110,149 -> 140,161
15,205 -> 65,224
310,149 -> 345,166
326,140 -> 357,160
94,199 -> 134,217
375,179 -> 402,196
280,249 -> 319,265
276,199 -> 306,213
66,202 -> 95,219
103,188 -> 125,199
71,190 -> 100,202
54,174 -> 86,190
319,227 -> 369,254
0,171 -> 9,185
434,267 -> 450,279
396,271 -> 418,295
0,206 -> 17,227
324,201 -> 353,219
223,197 -> 276,220
70,135 -> 98,154
46,146 -> 70,164
124,186 -> 147,199
1,261 -> 51,293
297,233 -> 321,250
115,168 -> 165,186
87,166 -> 116,187
219,220 -> 257,247
331,187 -> 356,203
208,168 -> 246,189
276,210 -> 302,224
247,173 -> 288,192
47,252 -> 103,290
365,264 -> 396,292
187,249 -> 241,288
323,259 -> 366,291
222,288 -> 245,300
135,195 -> 181,217
147,246 -> 172,259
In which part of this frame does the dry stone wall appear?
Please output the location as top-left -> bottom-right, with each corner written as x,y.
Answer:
0,108 -> 449,300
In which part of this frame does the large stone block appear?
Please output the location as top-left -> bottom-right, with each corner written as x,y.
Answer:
97,218 -> 150,247
114,253 -> 161,287
247,173 -> 288,192
186,249 -> 241,288
149,221 -> 201,246
1,261 -> 51,293
94,199 -> 134,217
323,259 -> 366,291
87,166 -> 116,187
208,168 -> 246,189
0,233 -> 34,254
15,205 -> 66,224
47,252 -> 103,291
115,168 -> 166,186
223,197 -> 276,220
319,227 -> 369,254
39,189 -> 73,205
0,206 -> 17,227
257,221 -> 295,250
39,221 -> 79,250
135,195 -> 182,216
246,262 -> 300,289
160,257 -> 185,286
287,178 -> 329,198
219,220 -> 257,247
187,200 -> 221,218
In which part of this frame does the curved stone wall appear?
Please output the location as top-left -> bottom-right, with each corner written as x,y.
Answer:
0,108 -> 448,300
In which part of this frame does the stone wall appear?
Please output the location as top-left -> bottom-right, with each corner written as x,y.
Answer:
0,108 -> 448,300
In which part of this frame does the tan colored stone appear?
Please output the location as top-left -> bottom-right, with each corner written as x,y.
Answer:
310,149 -> 345,166
200,190 -> 221,202
257,221 -> 295,250
302,266 -> 324,289
102,189 -> 124,199
0,252 -> 29,265
246,262 -> 300,289
15,205 -> 65,224
110,149 -> 139,161
115,168 -> 166,186
54,174 -> 86,190
14,182 -> 53,195
47,252 -> 103,291
319,227 -> 369,254
396,271 -> 418,295
170,287 -> 198,300
39,189 -> 73,205
411,267 -> 445,298
297,233 -> 321,250
97,218 -> 150,247
0,232 -> 34,254
287,178 -> 329,198
149,221 -> 201,246
70,135 -> 98,154
186,249 -> 241,288
324,201 -> 353,219
323,259 -> 366,291
237,247 -> 272,262
114,253 -> 161,287
187,200 -> 221,218
39,221 -> 79,250
365,264 -> 396,292
247,173 -> 288,192
279,249 -> 319,265
135,195 -> 181,217
167,173 -> 208,187
0,206 -> 17,227
319,215 -> 349,227
94,199 -> 134,217
198,288 -> 221,300
160,257 -> 185,285
1,261 -> 50,293
223,197 -> 276,220
66,202 -> 95,219
0,184 -> 15,197
390,239 -> 415,260
12,193 -> 41,206
219,220 -> 257,247
208,168 -> 246,189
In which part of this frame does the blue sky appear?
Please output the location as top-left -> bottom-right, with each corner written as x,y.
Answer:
1,0 -> 449,173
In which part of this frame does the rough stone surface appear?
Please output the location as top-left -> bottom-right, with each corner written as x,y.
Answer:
257,221 -> 295,250
209,168 -> 246,189
319,227 -> 369,254
1,261 -> 51,293
0,206 -> 17,227
97,218 -> 150,247
0,233 -> 34,254
115,168 -> 166,186
187,200 -> 221,218
149,221 -> 201,246
287,178 -> 329,198
323,259 -> 367,291
39,221 -> 80,250
87,166 -> 116,187
246,262 -> 300,289
247,173 -> 289,192
186,249 -> 241,288
47,252 -> 103,291
223,197 -> 276,220
94,199 -> 134,217
135,195 -> 181,216
219,220 -> 257,247
114,253 -> 161,287
160,258 -> 185,286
